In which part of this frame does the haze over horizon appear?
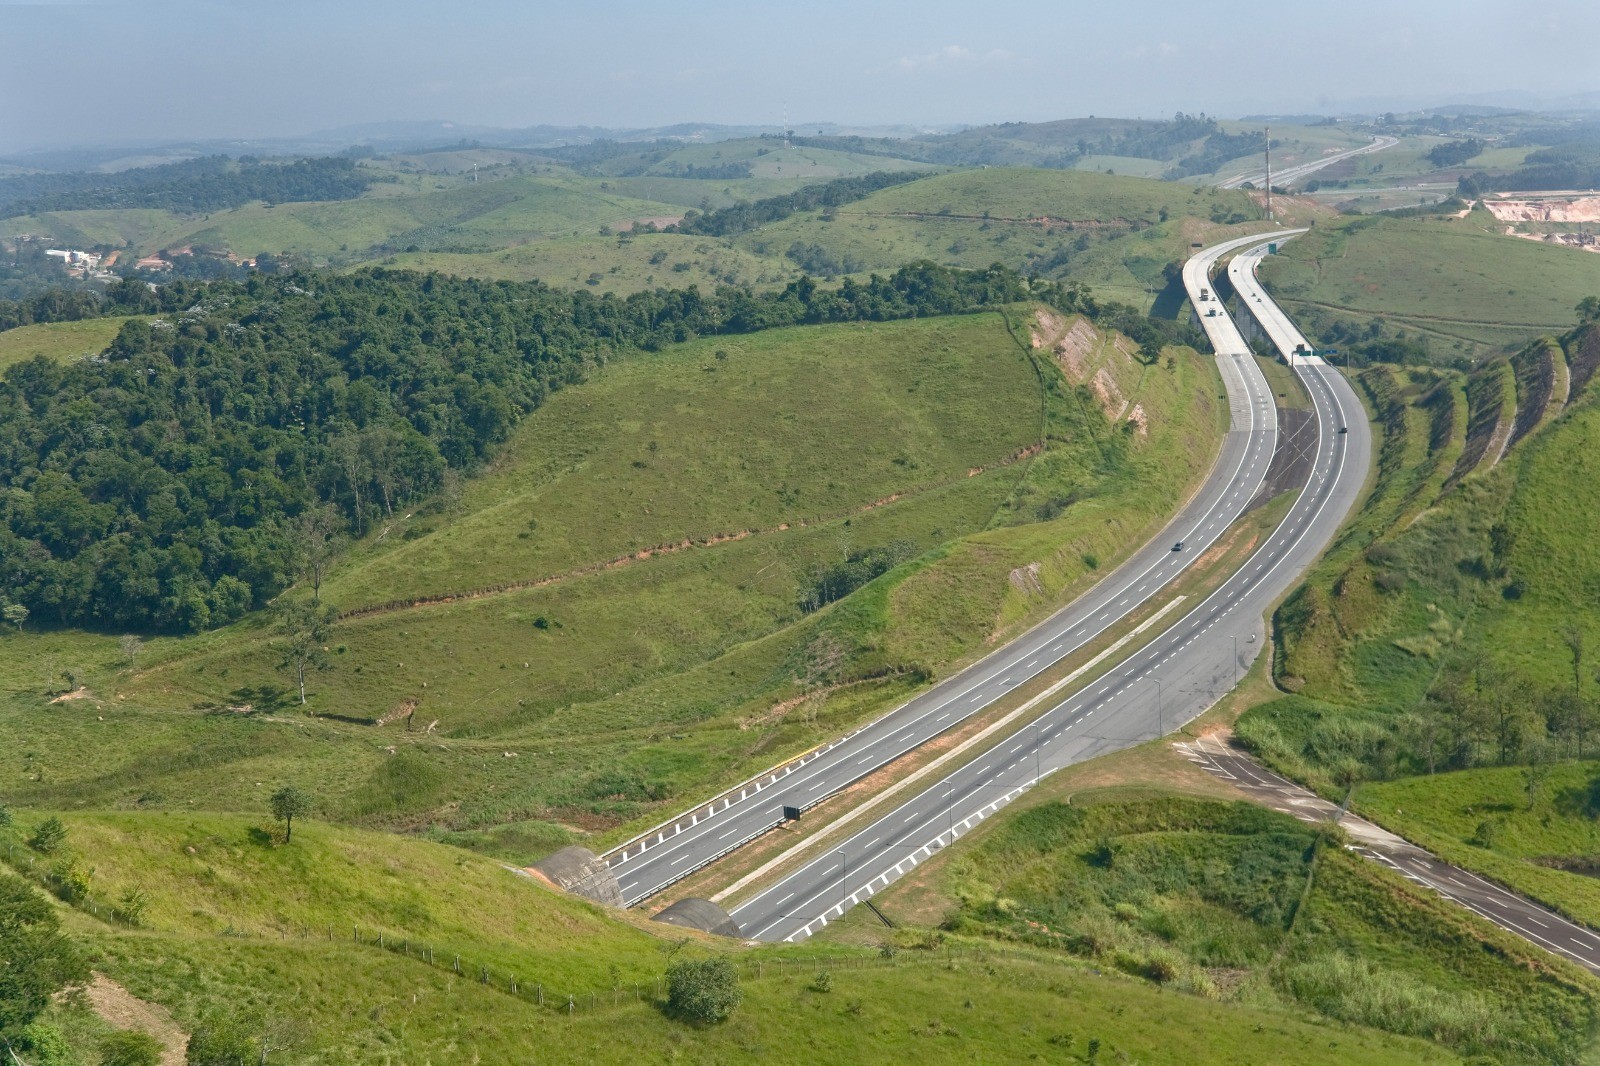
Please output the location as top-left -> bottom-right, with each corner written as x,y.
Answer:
3,0 -> 1598,154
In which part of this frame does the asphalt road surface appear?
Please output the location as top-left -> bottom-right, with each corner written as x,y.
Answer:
1177,733 -> 1600,976
730,234 -> 1372,941
1221,135 -> 1399,190
603,232 -> 1287,907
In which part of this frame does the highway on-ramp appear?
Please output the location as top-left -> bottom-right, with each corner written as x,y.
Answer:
729,234 -> 1372,941
602,231 -> 1289,907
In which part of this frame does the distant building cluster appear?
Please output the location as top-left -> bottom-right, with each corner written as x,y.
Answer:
44,246 -> 119,280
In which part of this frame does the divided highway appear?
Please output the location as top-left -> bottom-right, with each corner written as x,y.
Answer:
729,235 -> 1371,941
602,232 -> 1289,907
1221,134 -> 1398,190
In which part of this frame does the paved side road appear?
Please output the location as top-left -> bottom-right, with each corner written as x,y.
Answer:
1176,733 -> 1600,976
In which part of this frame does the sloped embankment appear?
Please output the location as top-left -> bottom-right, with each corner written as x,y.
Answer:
1445,358 -> 1516,488
1508,336 -> 1565,450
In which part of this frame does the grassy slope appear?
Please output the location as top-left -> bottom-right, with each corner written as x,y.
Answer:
738,168 -> 1282,309
857,789 -> 1589,1063
4,809 -> 1461,1065
379,230 -> 797,294
591,139 -> 933,181
1260,212 -> 1600,362
3,173 -> 685,261
0,315 -> 137,371
1,309 -> 1225,859
1240,324 -> 1600,926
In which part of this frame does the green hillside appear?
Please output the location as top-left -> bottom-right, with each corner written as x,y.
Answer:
589,138 -> 934,181
4,173 -> 684,261
0,808 -> 1459,1064
1259,212 -> 1600,362
858,789 -> 1594,1064
1,307 -> 1225,861
380,230 -> 796,292
1238,321 -> 1600,928
737,168 -> 1279,308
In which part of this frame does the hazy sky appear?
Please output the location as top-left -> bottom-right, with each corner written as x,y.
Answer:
3,0 -> 1598,151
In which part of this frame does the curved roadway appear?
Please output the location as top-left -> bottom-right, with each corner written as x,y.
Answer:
603,233 -> 1288,906
1221,135 -> 1398,190
729,235 -> 1371,941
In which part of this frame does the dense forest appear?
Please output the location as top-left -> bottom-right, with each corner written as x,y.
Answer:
0,262 -> 1097,633
1460,140 -> 1600,195
0,155 -> 380,217
1426,138 -> 1486,168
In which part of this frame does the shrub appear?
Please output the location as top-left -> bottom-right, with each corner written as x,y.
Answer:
185,1013 -> 258,1065
99,1030 -> 163,1066
18,1022 -> 71,1066
29,817 -> 66,853
665,957 -> 742,1025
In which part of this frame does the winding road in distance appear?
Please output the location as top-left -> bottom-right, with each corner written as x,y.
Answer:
729,234 -> 1371,941
604,233 -> 1295,908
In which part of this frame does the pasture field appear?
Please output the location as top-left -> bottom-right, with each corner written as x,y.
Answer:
0,314 -> 137,370
380,230 -> 795,293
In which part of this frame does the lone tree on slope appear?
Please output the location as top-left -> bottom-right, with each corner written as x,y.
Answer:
269,786 -> 312,843
276,601 -> 336,706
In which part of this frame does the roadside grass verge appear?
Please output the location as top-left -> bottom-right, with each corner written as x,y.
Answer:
858,792 -> 1595,1063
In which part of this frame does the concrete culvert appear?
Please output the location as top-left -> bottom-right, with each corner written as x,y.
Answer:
652,898 -> 742,938
528,846 -> 623,908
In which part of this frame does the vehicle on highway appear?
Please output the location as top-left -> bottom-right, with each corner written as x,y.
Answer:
1172,541 -> 1184,551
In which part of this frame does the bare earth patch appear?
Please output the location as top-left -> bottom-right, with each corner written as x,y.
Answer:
80,973 -> 189,1066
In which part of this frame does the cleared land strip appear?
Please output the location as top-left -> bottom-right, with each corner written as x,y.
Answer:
1279,297 -> 1570,332
1177,733 -> 1600,976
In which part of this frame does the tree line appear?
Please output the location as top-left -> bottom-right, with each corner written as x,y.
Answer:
0,155 -> 380,218
671,170 -> 925,237
0,261 -> 1105,634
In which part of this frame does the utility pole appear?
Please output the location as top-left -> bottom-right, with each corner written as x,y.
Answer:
1264,126 -> 1273,222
